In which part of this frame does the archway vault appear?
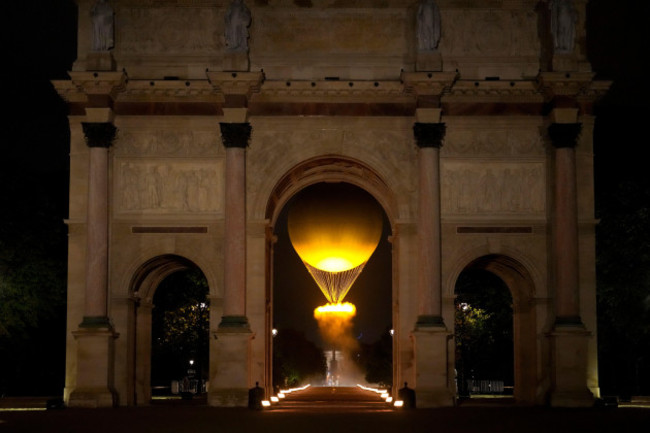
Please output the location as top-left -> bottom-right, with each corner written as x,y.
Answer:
265,155 -> 398,228
454,253 -> 538,405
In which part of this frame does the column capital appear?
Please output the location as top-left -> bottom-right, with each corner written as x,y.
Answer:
219,122 -> 252,148
82,122 -> 117,148
413,122 -> 446,148
548,122 -> 582,149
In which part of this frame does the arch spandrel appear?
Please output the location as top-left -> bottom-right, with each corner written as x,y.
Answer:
444,243 -> 545,303
261,155 -> 399,231
116,247 -> 222,301
246,117 -> 417,223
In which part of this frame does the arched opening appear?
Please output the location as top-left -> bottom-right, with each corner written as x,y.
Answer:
151,268 -> 209,402
264,156 -> 397,397
453,254 -> 538,405
128,254 -> 210,405
455,268 -> 514,400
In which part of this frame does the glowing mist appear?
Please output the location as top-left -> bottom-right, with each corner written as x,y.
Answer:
314,302 -> 364,386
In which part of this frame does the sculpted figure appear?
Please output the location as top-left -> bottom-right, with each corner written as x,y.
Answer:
91,0 -> 114,51
417,0 -> 441,51
225,0 -> 252,52
550,0 -> 577,53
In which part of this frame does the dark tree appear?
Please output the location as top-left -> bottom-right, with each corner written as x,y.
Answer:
454,269 -> 514,397
151,269 -> 210,392
273,328 -> 326,388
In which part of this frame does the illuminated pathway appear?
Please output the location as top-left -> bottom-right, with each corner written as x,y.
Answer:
265,386 -> 396,412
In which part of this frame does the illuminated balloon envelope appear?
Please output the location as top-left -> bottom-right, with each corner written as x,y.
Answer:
288,183 -> 383,303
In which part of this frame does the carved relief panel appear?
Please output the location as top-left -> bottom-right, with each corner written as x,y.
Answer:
115,159 -> 224,215
441,161 -> 545,216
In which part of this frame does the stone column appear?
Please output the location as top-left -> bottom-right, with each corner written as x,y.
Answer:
209,122 -> 253,407
411,118 -> 454,407
220,122 -> 251,327
414,122 -> 445,326
548,120 -> 593,407
68,121 -> 118,408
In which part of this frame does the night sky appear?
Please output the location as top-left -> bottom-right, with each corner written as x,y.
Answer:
5,0 -> 647,349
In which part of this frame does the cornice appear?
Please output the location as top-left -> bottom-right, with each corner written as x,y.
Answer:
206,71 -> 264,97
117,80 -> 222,102
401,71 -> 459,97
443,79 -> 544,103
253,79 -> 411,103
68,71 -> 128,99
536,71 -> 596,99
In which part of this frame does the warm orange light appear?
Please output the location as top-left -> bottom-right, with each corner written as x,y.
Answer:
288,183 -> 383,303
314,302 -> 357,316
314,302 -> 358,349
288,183 -> 382,273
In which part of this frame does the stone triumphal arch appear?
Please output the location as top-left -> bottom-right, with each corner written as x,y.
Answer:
54,0 -> 609,408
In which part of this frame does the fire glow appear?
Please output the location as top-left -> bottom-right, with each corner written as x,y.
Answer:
314,302 -> 357,317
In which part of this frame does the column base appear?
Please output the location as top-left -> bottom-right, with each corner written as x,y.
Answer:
208,388 -> 249,407
68,324 -> 118,407
412,324 -> 455,408
208,323 -> 253,407
68,388 -> 117,408
549,323 -> 594,407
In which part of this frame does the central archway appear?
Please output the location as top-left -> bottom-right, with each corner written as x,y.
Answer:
264,156 -> 398,396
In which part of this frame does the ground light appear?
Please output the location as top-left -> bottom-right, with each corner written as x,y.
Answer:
261,384 -> 311,408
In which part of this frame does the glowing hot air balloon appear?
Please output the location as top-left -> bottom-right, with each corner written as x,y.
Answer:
288,183 -> 383,303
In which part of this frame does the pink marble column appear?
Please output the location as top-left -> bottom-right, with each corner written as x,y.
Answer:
81,122 -> 116,326
548,122 -> 583,325
414,123 -> 446,327
219,122 -> 251,328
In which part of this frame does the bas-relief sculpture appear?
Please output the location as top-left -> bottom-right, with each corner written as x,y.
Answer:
441,163 -> 546,215
91,0 -> 114,51
224,0 -> 251,52
417,0 -> 441,51
114,130 -> 221,157
550,0 -> 577,53
442,129 -> 545,157
117,161 -> 224,214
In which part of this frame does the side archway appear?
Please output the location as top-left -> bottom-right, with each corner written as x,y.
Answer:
127,254 -> 210,406
451,253 -> 538,405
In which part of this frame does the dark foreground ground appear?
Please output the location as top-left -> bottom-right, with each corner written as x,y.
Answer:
1,387 -> 648,433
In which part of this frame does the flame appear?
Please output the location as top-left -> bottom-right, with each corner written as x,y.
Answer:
314,302 -> 357,316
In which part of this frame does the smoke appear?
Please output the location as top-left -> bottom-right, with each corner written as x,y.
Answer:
314,302 -> 365,385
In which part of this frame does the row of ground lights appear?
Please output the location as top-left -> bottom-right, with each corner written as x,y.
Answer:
357,384 -> 404,407
261,384 -> 311,407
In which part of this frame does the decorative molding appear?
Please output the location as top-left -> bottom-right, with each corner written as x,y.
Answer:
117,80 -> 221,102
254,80 -> 409,102
444,80 -> 544,103
536,71 -> 595,99
401,71 -> 459,97
207,71 -> 264,96
68,71 -> 127,99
